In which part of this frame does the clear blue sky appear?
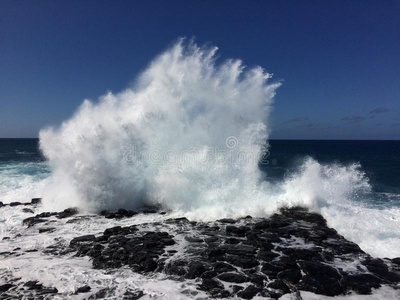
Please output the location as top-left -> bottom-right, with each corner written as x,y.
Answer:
1,0 -> 399,139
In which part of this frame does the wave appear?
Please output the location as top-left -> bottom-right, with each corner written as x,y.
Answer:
35,39 -> 400,258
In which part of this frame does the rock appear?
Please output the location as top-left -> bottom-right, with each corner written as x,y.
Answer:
278,268 -> 302,284
70,235 -> 96,248
124,290 -> 144,299
104,226 -> 123,236
298,261 -> 341,280
362,258 -> 400,283
2,236 -> 10,240
226,225 -> 250,236
213,262 -> 236,273
0,201 -> 4,207
185,261 -> 211,279
0,283 -> 14,292
23,216 -> 46,227
22,208 -> 34,213
31,198 -> 42,204
237,285 -> 262,299
10,202 -> 22,206
57,207 -> 79,218
268,279 -> 290,294
217,272 -> 248,283
391,257 -> 400,265
37,211 -> 58,218
44,207 -> 400,299
341,274 -> 382,294
199,278 -> 224,291
217,218 -> 236,224
76,285 -> 91,293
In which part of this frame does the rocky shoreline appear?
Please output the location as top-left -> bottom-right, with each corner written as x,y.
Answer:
0,199 -> 400,299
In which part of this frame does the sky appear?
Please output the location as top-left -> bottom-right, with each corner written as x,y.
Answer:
0,0 -> 399,139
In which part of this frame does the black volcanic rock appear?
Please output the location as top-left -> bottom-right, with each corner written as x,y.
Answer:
75,285 -> 91,293
25,206 -> 399,299
217,272 -> 248,283
0,284 -> 14,292
22,216 -> 46,227
31,198 -> 42,205
57,207 -> 79,219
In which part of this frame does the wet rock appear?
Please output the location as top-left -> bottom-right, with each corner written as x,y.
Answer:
268,279 -> 290,294
22,216 -> 46,227
217,272 -> 248,283
298,261 -> 341,280
9,202 -> 22,207
41,206 -> 400,299
217,218 -> 236,224
124,290 -> 144,299
0,283 -> 14,292
199,278 -> 224,291
76,285 -> 91,293
237,285 -> 262,299
0,201 -> 3,207
362,257 -> 400,283
31,198 -> 42,204
101,209 -> 138,219
70,235 -> 96,248
277,268 -> 302,284
57,207 -> 79,219
341,274 -> 382,294
226,225 -> 250,236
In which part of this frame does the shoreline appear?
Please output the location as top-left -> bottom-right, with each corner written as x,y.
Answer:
0,200 -> 399,299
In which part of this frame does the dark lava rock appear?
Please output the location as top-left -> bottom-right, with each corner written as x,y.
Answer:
22,216 -> 46,227
199,278 -> 223,291
101,209 -> 138,219
76,285 -> 91,293
49,206 -> 400,299
124,289 -> 144,299
341,274 -> 383,294
217,272 -> 248,283
0,201 -> 3,207
237,285 -> 262,299
0,283 -> 14,292
31,198 -> 42,204
22,208 -> 34,214
277,268 -> 302,284
226,225 -> 250,236
71,228 -> 175,273
57,207 -> 79,219
217,218 -> 236,224
70,235 -> 96,248
10,202 -> 22,207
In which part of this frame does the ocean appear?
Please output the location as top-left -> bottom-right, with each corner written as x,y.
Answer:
1,138 -> 399,258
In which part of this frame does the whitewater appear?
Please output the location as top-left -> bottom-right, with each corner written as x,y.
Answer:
1,39 -> 400,262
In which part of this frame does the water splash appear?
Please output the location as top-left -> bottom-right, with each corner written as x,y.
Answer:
39,39 -> 280,212
36,40 -> 400,258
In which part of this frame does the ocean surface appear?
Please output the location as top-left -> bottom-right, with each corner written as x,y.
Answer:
2,138 -> 400,207
1,138 -> 399,259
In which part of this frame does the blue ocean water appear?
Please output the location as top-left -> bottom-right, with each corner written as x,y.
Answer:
1,138 -> 399,208
264,140 -> 400,208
